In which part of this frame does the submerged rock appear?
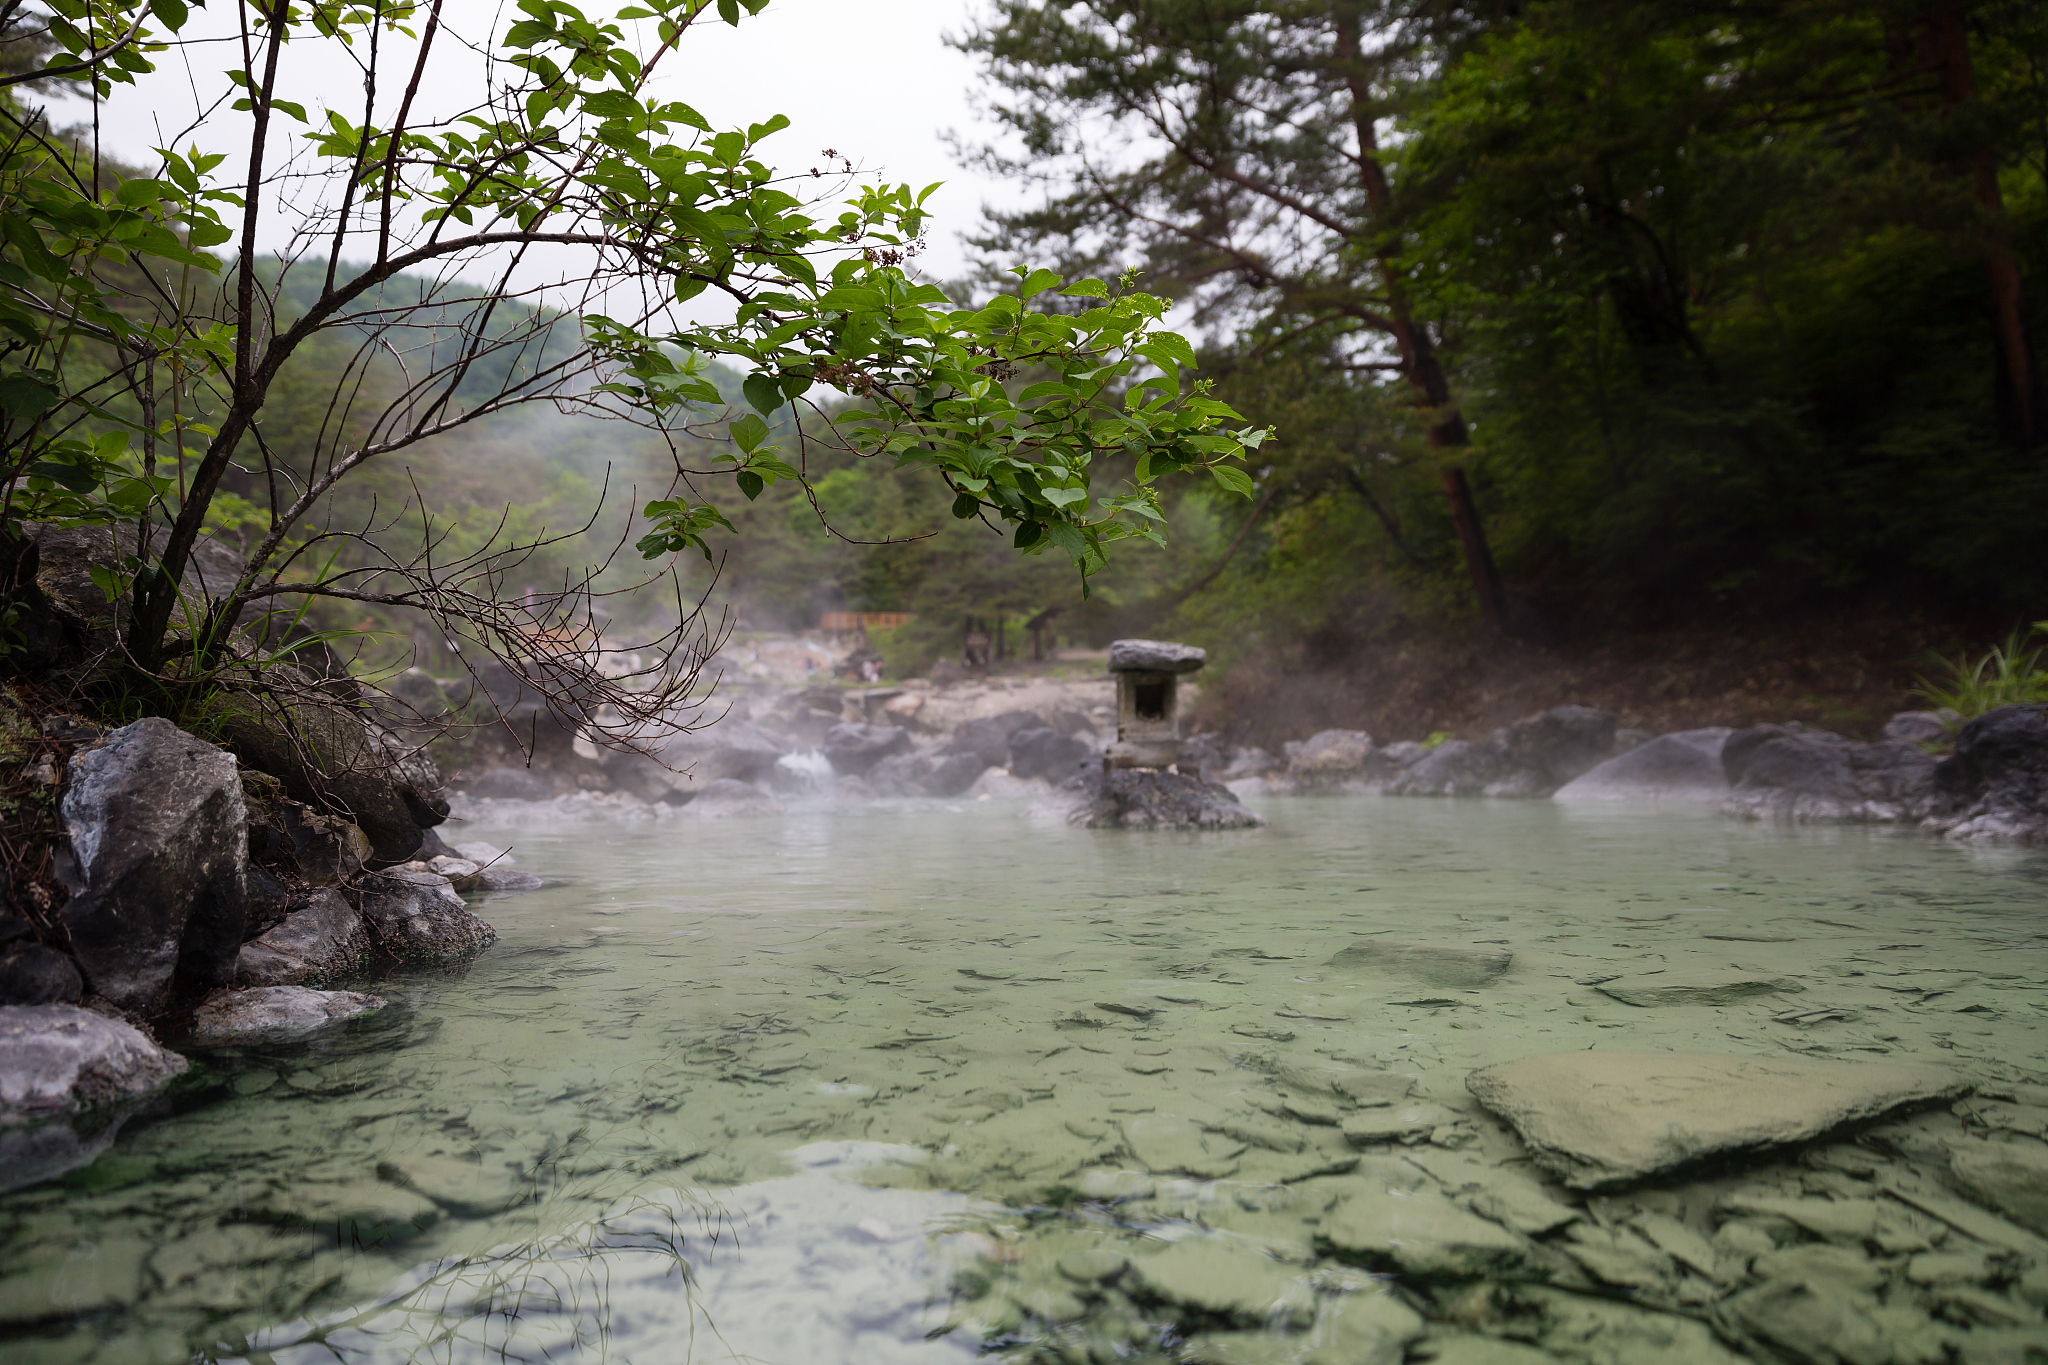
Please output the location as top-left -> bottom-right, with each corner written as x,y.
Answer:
1319,1182 -> 1535,1280
1944,1137 -> 2048,1236
1595,973 -> 1804,1007
1553,728 -> 1732,804
57,717 -> 249,1014
187,986 -> 384,1042
1123,1238 -> 1314,1327
1071,769 -> 1263,829
1465,1051 -> 1967,1190
1325,940 -> 1512,989
0,1004 -> 186,1122
233,889 -> 370,987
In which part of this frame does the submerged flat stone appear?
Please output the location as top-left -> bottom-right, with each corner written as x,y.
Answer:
1318,1185 -> 1535,1280
1595,973 -> 1804,1007
1326,940 -> 1511,989
1123,1239 -> 1313,1327
187,986 -> 385,1043
1465,1051 -> 1967,1190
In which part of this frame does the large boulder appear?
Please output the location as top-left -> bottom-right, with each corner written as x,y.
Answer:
821,722 -> 911,775
1385,740 -> 1502,797
1284,729 -> 1377,790
241,770 -> 372,886
1553,728 -> 1732,804
1465,1051 -> 1967,1190
636,716 -> 786,788
1008,727 -> 1095,782
1927,704 -> 2048,844
187,985 -> 384,1043
943,709 -> 1044,767
57,718 -> 249,1015
1721,722 -> 1939,823
1071,769 -> 1264,829
213,667 -> 446,864
233,889 -> 370,987
354,871 -> 495,965
1493,705 -> 1616,794
0,1004 -> 187,1123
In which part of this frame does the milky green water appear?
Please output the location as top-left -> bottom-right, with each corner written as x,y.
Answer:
1,797 -> 2044,1364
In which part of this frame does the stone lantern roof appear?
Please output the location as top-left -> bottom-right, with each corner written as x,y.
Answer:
1107,639 -> 1206,674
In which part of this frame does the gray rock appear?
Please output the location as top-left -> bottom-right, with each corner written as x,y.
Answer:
1326,940 -> 1511,989
1498,705 -> 1617,790
355,872 -> 495,964
1071,769 -> 1264,828
1929,704 -> 2048,844
1595,973 -> 1804,1007
821,722 -> 910,775
214,667 -> 445,863
1008,727 -> 1095,781
1379,741 -> 1430,770
675,777 -> 782,817
1553,728 -> 1733,804
0,942 -> 83,1006
1385,740 -> 1501,797
0,1004 -> 187,1122
1465,1051 -> 1967,1190
243,781 -> 372,886
868,751 -> 987,797
610,715 -> 786,799
1721,722 -> 1940,824
1123,1113 -> 1246,1177
1883,710 -> 1957,745
233,889 -> 370,987
187,986 -> 385,1042
424,856 -> 482,890
1284,729 -> 1377,788
58,717 -> 249,1014
0,1108 -> 132,1194
943,710 -> 1044,767
1107,639 -> 1206,674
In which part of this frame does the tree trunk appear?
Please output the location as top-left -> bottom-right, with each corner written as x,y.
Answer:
1923,3 -> 2039,454
1335,13 -> 1513,633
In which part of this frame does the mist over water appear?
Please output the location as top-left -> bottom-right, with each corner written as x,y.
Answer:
2,797 -> 2043,1363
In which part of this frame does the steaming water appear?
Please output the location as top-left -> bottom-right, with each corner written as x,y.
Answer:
2,797 -> 2044,1363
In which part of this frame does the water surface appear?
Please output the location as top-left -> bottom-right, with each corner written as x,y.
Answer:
2,797 -> 2043,1363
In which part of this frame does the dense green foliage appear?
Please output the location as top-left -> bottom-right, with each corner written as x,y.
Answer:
945,0 -> 2048,661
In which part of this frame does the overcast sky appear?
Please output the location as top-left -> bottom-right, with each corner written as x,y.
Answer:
73,0 -> 1023,287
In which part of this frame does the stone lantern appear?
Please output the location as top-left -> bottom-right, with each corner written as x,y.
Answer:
1105,638 -> 1205,770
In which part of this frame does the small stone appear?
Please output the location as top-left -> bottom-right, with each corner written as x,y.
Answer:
1056,1245 -> 1131,1282
1298,1288 -> 1426,1365
1907,1251 -> 1993,1286
1411,1336 -> 1558,1365
1342,1103 -> 1460,1146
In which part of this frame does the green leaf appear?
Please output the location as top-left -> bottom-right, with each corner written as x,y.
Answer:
1018,267 -> 1063,301
729,413 -> 769,452
1013,520 -> 1045,549
1060,278 -> 1109,299
27,461 -> 99,493
0,373 -> 59,422
951,492 -> 980,519
736,469 -> 764,500
1041,484 -> 1089,509
1209,464 -> 1255,498
185,219 -> 232,249
742,373 -> 783,415
716,0 -> 740,24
